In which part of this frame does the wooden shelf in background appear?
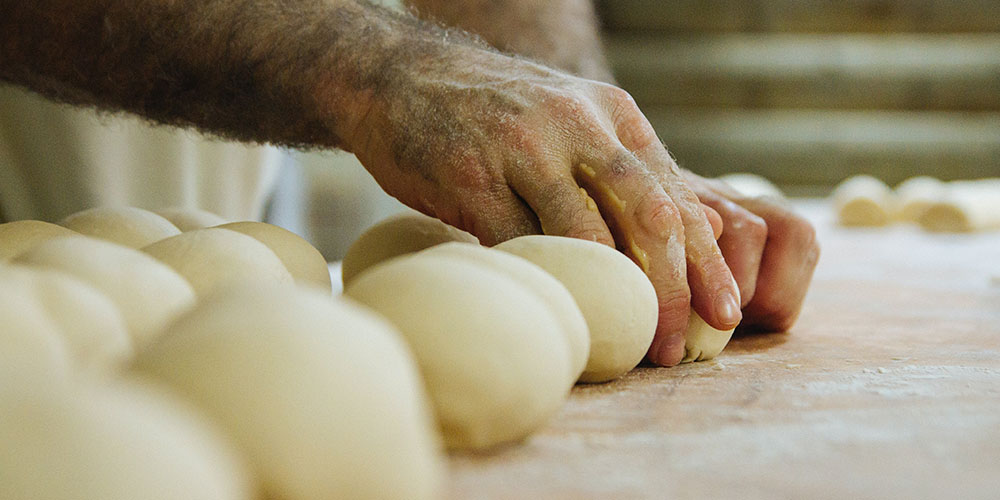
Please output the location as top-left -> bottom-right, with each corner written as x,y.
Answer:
597,0 -> 1000,33
640,108 -> 1000,187
607,34 -> 1000,111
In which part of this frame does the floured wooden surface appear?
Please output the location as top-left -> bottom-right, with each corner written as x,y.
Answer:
448,200 -> 1000,499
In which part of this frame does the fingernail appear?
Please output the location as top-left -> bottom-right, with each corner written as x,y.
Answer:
715,291 -> 742,327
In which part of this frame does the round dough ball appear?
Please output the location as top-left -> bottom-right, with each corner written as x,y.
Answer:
0,266 -> 132,373
832,175 -> 897,227
681,312 -> 735,363
918,179 -> 1000,233
895,176 -> 946,223
0,220 -> 78,262
154,208 -> 230,232
341,211 -> 478,287
0,284 -> 72,384
345,253 -> 571,450
60,207 -> 181,248
495,235 -> 658,383
13,237 -> 196,349
134,285 -> 444,500
0,380 -> 253,500
217,221 -> 331,292
420,242 -> 589,384
142,228 -> 293,297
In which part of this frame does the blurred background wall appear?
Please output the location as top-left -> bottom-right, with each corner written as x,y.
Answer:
596,0 -> 1000,195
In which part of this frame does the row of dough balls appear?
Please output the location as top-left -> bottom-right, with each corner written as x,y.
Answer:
1,207 -> 444,500
833,175 -> 1000,232
341,212 -> 737,449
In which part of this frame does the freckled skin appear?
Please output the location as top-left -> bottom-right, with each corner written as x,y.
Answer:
0,0 -> 818,366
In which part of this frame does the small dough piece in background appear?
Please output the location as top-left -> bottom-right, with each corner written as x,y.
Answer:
154,208 -> 230,232
832,175 -> 897,226
918,179 -> 1000,233
142,228 -> 293,297
420,242 -> 590,385
341,211 -> 478,287
718,173 -> 785,199
495,235 -> 658,384
0,220 -> 78,262
0,380 -> 254,500
346,253 -> 571,451
14,237 -> 196,350
60,207 -> 181,248
894,176 -> 947,223
135,285 -> 444,500
0,266 -> 131,374
217,221 -> 331,292
681,312 -> 736,363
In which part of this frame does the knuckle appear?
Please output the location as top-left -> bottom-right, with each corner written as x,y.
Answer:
657,288 -> 693,324
637,191 -> 682,230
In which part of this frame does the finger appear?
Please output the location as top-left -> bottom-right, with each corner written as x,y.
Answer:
691,188 -> 767,307
617,114 -> 742,333
438,184 -> 541,247
573,150 -> 691,367
703,204 -> 723,240
735,197 -> 820,332
507,168 -> 615,247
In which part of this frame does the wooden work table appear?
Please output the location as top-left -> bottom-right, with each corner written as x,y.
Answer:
447,200 -> 1000,500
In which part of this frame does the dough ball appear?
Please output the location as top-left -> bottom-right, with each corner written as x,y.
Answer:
832,175 -> 897,227
0,380 -> 253,500
495,235 -> 658,383
13,237 -> 196,349
134,285 -> 444,500
142,228 -> 293,297
894,176 -> 946,223
154,208 -> 230,232
918,179 -> 1000,233
681,312 -> 735,363
0,284 -> 72,384
60,207 -> 181,248
346,253 -> 571,450
420,242 -> 589,384
0,220 -> 78,262
217,221 -> 331,292
718,173 -> 785,199
0,265 -> 132,373
341,211 -> 478,287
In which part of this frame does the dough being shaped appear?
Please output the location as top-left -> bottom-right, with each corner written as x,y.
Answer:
341,211 -> 478,287
0,380 -> 252,500
60,207 -> 181,248
0,266 -> 131,373
345,253 -> 571,450
832,175 -> 897,226
154,208 -> 229,232
681,312 -> 736,363
217,221 -> 331,292
0,284 -> 72,384
495,235 -> 658,383
0,220 -> 78,262
142,228 -> 293,297
718,173 -> 785,199
918,179 -> 1000,233
421,242 -> 589,385
894,176 -> 946,223
135,285 -> 444,500
14,237 -> 196,349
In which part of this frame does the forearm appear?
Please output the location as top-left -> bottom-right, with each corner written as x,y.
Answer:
0,0 -> 459,151
405,0 -> 614,83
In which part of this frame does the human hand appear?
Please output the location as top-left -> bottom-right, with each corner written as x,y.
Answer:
680,171 -> 821,332
344,40 -> 741,366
